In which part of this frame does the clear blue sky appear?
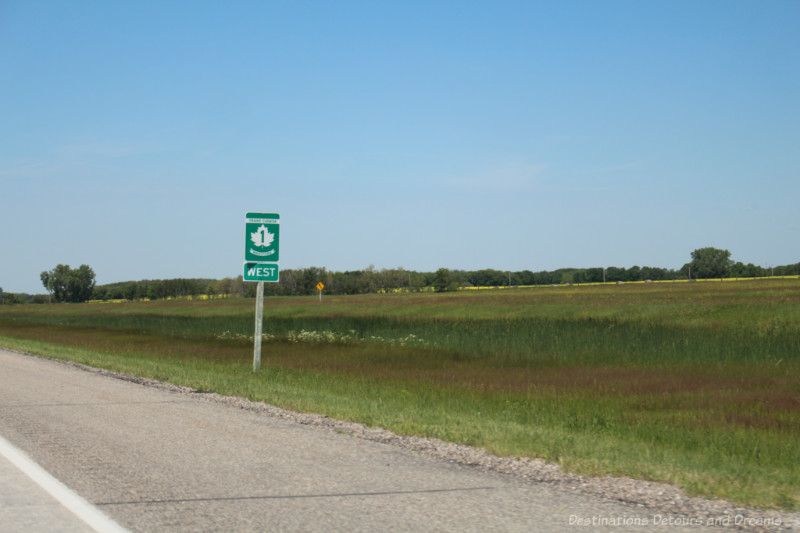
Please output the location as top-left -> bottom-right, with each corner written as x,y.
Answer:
2,1 -> 798,294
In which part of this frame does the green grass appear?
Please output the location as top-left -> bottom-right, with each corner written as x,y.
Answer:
1,280 -> 798,510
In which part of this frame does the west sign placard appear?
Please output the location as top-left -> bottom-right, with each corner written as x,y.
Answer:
243,262 -> 279,282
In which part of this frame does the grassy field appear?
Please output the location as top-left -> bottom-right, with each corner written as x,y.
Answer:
0,280 -> 798,510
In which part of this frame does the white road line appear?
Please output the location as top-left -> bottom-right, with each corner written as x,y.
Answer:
0,435 -> 129,533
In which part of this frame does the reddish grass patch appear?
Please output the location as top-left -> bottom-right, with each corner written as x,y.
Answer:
3,319 -> 797,434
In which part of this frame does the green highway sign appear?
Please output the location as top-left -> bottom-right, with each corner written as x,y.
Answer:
244,262 -> 279,282
245,212 -> 280,263
246,212 -> 281,371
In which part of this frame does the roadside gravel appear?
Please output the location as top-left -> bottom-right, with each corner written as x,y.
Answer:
38,354 -> 800,532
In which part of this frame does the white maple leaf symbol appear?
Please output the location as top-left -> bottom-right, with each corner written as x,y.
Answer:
250,225 -> 275,248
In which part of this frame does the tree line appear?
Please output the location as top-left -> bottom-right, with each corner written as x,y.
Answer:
1,248 -> 798,304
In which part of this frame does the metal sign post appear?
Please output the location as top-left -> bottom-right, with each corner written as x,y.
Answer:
316,282 -> 324,303
244,212 -> 280,372
253,281 -> 264,371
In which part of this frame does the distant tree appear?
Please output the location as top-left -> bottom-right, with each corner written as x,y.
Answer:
585,268 -> 604,283
4,293 -> 22,304
40,264 -> 96,303
208,277 -> 232,296
71,264 -> 96,301
775,263 -> 800,276
688,247 -> 733,279
730,262 -> 765,278
639,266 -> 655,281
604,266 -> 626,282
301,267 -> 327,295
40,270 -> 55,302
91,286 -> 107,300
433,268 -> 453,292
41,265 -> 70,302
379,267 -> 410,291
466,269 -> 489,287
517,270 -> 535,285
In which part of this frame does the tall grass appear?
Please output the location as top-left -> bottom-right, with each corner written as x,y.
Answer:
10,305 -> 796,368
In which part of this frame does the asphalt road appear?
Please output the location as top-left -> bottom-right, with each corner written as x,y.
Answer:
0,348 -> 724,532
